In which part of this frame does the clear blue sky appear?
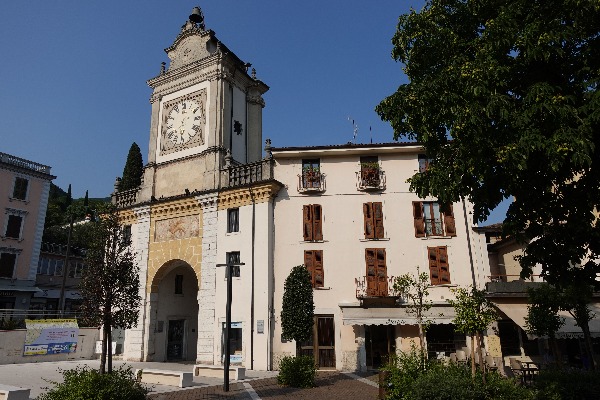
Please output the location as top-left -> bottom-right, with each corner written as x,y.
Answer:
0,1 -> 508,224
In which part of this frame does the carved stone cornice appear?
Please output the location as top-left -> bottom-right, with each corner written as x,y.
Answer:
217,181 -> 282,210
149,66 -> 221,103
247,94 -> 266,107
117,208 -> 137,225
165,28 -> 214,54
196,193 -> 219,209
150,197 -> 202,219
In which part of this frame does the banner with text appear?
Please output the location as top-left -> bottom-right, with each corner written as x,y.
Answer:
24,319 -> 79,356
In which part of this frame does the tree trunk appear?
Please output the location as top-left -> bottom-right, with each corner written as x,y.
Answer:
581,322 -> 596,370
470,335 -> 476,379
476,332 -> 486,384
100,327 -> 107,374
107,322 -> 113,373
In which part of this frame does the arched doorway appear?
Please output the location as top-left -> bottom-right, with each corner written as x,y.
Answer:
151,260 -> 199,361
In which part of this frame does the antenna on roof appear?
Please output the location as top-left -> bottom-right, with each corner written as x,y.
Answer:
348,117 -> 358,143
370,126 -> 372,144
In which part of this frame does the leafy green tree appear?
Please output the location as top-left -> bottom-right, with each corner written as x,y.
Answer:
79,204 -> 141,374
393,267 -> 433,352
525,284 -> 565,364
448,287 -> 497,380
377,0 -> 600,368
118,142 -> 143,191
281,265 -> 315,349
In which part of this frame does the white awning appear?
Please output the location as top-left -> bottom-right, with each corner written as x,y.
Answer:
341,306 -> 455,326
493,302 -> 600,339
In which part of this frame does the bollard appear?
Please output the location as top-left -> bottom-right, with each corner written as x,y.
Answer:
378,370 -> 389,399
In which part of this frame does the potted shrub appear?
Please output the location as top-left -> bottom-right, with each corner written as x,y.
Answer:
302,165 -> 321,188
360,161 -> 380,186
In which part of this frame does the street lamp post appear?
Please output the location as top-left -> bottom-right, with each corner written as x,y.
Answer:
216,262 -> 245,392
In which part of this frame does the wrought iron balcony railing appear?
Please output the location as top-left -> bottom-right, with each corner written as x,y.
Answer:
298,171 -> 326,193
356,169 -> 386,191
355,275 -> 400,298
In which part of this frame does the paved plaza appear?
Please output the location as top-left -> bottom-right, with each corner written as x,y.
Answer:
0,360 -> 380,399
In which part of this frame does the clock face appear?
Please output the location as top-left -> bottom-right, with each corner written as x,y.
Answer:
165,100 -> 203,145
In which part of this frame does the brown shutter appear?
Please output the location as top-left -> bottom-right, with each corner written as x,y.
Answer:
303,205 -> 313,241
376,248 -> 388,296
313,205 -> 323,241
413,202 -> 425,237
365,249 -> 377,296
438,246 -> 451,284
373,202 -> 384,239
442,203 -> 457,237
363,203 -> 374,239
314,250 -> 324,288
428,247 -> 440,285
304,250 -> 315,287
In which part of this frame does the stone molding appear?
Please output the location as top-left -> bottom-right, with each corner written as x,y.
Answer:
150,197 -> 202,219
217,182 -> 281,210
118,208 -> 137,225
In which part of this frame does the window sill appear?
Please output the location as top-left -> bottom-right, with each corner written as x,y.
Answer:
314,286 -> 331,290
359,238 -> 390,242
226,231 -> 241,236
8,197 -> 29,204
419,235 -> 453,240
0,236 -> 22,242
430,284 -> 457,288
300,240 -> 328,243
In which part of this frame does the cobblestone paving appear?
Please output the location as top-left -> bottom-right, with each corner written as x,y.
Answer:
148,372 -> 380,400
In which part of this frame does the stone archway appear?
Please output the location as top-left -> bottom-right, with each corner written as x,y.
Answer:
148,260 -> 199,361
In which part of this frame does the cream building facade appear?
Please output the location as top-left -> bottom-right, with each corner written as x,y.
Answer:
270,143 -> 490,371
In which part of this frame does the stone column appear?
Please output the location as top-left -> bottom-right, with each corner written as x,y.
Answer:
196,193 -> 218,364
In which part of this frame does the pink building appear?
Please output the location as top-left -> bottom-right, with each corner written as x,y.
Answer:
0,152 -> 54,313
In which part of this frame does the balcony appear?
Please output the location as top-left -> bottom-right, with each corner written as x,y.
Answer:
112,187 -> 139,208
226,158 -> 274,188
298,171 -> 326,193
355,275 -> 400,298
356,166 -> 386,191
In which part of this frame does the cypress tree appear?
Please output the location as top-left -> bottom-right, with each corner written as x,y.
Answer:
66,184 -> 72,207
119,142 -> 144,191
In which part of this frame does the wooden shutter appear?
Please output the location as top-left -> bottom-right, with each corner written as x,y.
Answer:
365,248 -> 387,296
314,250 -> 324,288
438,246 -> 451,284
413,202 -> 425,237
373,202 -> 384,239
313,205 -> 323,241
304,250 -> 324,288
442,204 -> 457,237
428,246 -> 451,285
303,205 -> 313,241
363,203 -> 374,239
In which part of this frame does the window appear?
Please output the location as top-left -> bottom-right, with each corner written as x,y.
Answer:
365,248 -> 388,296
428,246 -> 451,285
418,154 -> 432,173
5,214 -> 23,239
226,251 -> 241,278
302,159 -> 321,189
122,225 -> 132,245
175,274 -> 184,294
304,250 -> 324,288
0,252 -> 17,278
227,208 -> 239,233
68,261 -> 85,278
363,202 -> 384,239
12,177 -> 28,200
303,204 -> 323,241
412,202 -> 456,237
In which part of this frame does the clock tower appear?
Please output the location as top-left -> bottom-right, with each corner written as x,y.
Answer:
138,7 -> 268,202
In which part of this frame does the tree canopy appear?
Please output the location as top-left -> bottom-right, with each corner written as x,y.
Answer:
377,0 -> 600,285
118,142 -> 143,191
281,265 -> 314,345
79,204 -> 141,373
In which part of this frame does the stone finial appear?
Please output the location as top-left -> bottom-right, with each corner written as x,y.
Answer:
264,139 -> 272,158
113,177 -> 122,193
160,62 -> 166,74
224,149 -> 233,168
251,68 -> 257,80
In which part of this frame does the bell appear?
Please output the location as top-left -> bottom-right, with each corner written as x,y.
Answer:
189,7 -> 204,24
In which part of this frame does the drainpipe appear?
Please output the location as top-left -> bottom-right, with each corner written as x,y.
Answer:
462,198 -> 477,288
249,186 -> 256,370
